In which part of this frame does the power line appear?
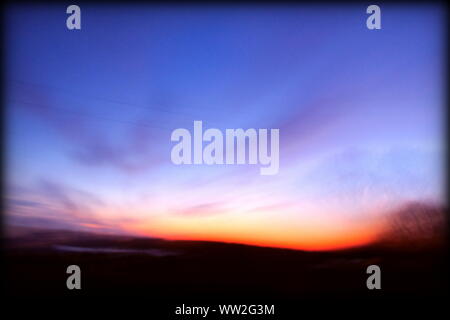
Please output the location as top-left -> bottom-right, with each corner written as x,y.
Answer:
7,98 -> 174,131
8,78 -> 241,120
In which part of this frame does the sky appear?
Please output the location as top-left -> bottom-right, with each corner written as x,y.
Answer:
4,4 -> 446,250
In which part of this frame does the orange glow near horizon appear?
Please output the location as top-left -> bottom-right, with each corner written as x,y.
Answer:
121,213 -> 384,251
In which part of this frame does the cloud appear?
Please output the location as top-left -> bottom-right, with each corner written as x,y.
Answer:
293,146 -> 444,219
172,201 -> 226,217
12,83 -> 168,174
5,179 -> 125,234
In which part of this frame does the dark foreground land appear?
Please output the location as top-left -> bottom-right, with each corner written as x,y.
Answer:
3,227 -> 448,300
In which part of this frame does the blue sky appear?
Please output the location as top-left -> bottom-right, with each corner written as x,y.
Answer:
4,4 -> 446,249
